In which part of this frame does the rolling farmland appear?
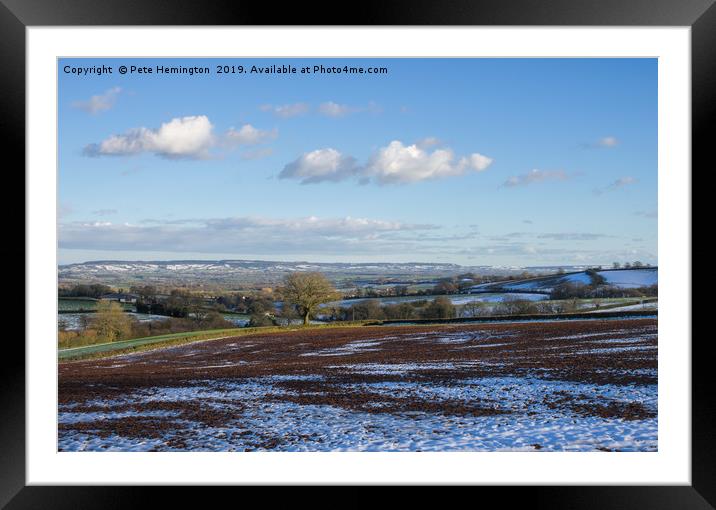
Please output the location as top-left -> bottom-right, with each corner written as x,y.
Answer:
59,318 -> 657,452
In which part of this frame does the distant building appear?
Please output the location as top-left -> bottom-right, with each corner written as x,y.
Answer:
100,292 -> 139,304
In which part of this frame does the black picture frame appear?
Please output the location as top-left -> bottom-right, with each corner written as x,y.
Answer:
6,0 -> 707,503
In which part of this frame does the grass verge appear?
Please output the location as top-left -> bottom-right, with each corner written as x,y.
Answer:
58,321 -> 372,362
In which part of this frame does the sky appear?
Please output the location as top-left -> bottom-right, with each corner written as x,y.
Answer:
58,58 -> 657,267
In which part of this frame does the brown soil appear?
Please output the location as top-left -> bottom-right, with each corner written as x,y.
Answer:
58,319 -> 657,448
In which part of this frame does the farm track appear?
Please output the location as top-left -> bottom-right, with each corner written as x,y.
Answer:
58,318 -> 658,451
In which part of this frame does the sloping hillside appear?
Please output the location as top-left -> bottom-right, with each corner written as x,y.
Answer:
468,268 -> 657,294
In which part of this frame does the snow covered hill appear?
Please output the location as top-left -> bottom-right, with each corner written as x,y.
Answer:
468,268 -> 658,294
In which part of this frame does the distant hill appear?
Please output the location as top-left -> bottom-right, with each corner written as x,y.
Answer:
467,267 -> 658,294
59,259 -> 462,276
58,259 -> 656,289
58,259 -> 469,287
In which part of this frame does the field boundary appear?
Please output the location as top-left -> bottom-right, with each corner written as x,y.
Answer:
58,310 -> 657,361
369,309 -> 657,326
57,321 -> 374,361
58,328 -> 247,361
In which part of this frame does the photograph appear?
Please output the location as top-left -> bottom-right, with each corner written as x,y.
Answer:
56,57 -> 659,453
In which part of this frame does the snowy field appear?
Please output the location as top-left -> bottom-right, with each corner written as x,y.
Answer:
58,312 -> 170,331
59,319 -> 657,452
326,292 -> 548,309
468,268 -> 658,294
597,268 -> 658,288
59,312 -> 249,330
59,375 -> 656,452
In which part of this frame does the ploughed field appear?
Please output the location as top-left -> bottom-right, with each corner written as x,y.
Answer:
58,319 -> 657,452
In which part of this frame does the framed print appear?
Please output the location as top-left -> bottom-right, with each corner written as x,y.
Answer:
7,0 -> 709,503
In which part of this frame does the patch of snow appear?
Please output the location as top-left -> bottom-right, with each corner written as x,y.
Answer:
58,374 -> 657,452
300,340 -> 383,357
597,269 -> 658,288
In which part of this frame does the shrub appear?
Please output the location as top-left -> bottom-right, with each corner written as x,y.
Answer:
420,296 -> 457,319
249,313 -> 274,327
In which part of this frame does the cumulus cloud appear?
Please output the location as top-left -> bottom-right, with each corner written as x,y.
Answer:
503,169 -> 570,187
279,148 -> 359,184
416,137 -> 441,149
366,141 -> 492,184
260,103 -> 310,118
58,215 -> 438,255
72,87 -> 122,114
85,117 -> 277,159
280,140 -> 492,185
84,115 -> 215,159
225,124 -> 277,146
594,176 -> 637,195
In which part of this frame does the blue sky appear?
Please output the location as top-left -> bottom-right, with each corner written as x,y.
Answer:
58,58 -> 657,267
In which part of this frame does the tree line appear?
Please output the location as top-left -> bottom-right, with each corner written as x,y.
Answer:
59,283 -> 113,299
59,269 -> 659,346
58,299 -> 236,349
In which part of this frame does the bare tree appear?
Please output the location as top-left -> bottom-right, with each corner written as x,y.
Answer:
91,299 -> 132,342
421,296 -> 457,319
279,272 -> 340,325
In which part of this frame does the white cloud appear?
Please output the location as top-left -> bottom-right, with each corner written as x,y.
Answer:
85,118 -> 278,160
503,169 -> 570,187
318,101 -> 354,117
280,140 -> 493,185
466,153 -> 493,172
317,101 -> 380,117
260,103 -> 310,118
279,148 -> 358,184
59,215 -> 438,255
72,87 -> 122,114
204,216 -> 425,234
225,124 -> 277,146
85,115 -> 215,159
366,141 -> 493,184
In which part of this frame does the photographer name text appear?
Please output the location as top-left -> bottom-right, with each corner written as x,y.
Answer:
62,63 -> 389,77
